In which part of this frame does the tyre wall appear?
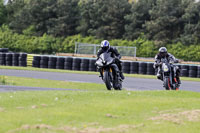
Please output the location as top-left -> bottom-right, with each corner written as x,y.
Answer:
31,55 -> 200,78
0,47 -> 199,78
0,48 -> 27,67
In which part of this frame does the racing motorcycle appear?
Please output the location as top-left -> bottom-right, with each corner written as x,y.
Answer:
160,58 -> 179,90
95,52 -> 122,90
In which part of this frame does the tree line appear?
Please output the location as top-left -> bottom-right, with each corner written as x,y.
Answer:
0,0 -> 200,45
0,0 -> 200,61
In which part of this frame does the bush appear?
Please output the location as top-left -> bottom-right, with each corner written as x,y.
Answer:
0,25 -> 200,61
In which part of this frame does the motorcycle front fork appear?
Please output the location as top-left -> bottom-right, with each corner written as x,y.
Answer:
99,68 -> 112,79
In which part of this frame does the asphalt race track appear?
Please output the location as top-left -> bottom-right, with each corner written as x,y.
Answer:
0,69 -> 199,92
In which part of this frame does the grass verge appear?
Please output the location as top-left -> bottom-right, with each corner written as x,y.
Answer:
0,90 -> 200,133
0,66 -> 200,82
1,76 -> 105,91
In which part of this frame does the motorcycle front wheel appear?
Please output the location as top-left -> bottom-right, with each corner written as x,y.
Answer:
103,71 -> 112,90
164,77 -> 171,90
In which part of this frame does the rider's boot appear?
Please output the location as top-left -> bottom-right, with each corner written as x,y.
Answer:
176,76 -> 181,84
156,69 -> 162,80
120,71 -> 125,80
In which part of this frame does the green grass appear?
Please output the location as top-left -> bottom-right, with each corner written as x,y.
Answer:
0,66 -> 200,82
0,75 -> 7,85
1,76 -> 105,91
0,90 -> 200,133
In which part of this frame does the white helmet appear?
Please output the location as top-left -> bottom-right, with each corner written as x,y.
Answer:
101,40 -> 110,51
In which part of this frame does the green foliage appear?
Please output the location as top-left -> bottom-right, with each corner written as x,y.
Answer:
178,1 -> 200,45
0,75 -> 7,85
78,0 -> 131,39
1,0 -> 200,46
1,25 -> 200,61
124,0 -> 156,40
9,0 -> 80,37
0,0 -> 6,25
145,0 -> 188,44
167,43 -> 200,61
5,0 -> 26,26
0,25 -> 62,54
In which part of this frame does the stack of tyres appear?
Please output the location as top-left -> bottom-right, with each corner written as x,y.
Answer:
0,48 -> 9,52
48,57 -> 57,69
177,64 -> 182,74
189,65 -> 197,78
138,62 -> 147,74
19,53 -> 27,67
89,59 -> 96,71
0,53 -> 6,65
40,56 -> 49,68
197,66 -> 200,78
32,56 -> 41,68
80,59 -> 89,71
147,62 -> 155,75
64,57 -> 73,70
130,62 -> 139,74
72,58 -> 81,71
12,53 -> 19,66
56,57 -> 64,69
5,53 -> 13,66
180,65 -> 189,77
122,61 -> 130,74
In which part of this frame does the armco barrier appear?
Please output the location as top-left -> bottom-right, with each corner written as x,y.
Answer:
31,55 -> 200,78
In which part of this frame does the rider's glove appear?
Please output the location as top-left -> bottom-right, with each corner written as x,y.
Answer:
155,63 -> 160,67
115,56 -> 120,61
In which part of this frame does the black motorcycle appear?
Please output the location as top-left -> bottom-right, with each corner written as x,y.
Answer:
160,58 -> 179,90
95,52 -> 122,90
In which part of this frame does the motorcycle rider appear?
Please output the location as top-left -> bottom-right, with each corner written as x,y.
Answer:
97,40 -> 125,80
153,47 -> 181,84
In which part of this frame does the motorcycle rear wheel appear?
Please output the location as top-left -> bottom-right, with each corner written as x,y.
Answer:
113,78 -> 122,90
114,83 -> 122,90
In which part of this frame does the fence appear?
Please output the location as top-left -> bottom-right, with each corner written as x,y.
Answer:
75,42 -> 137,57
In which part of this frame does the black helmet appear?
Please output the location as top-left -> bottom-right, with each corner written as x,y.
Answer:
159,47 -> 167,58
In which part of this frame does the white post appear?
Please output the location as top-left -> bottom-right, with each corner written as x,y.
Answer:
94,45 -> 96,55
74,42 -> 77,54
134,47 -> 137,57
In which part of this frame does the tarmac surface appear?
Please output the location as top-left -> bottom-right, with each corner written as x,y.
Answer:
0,69 -> 199,92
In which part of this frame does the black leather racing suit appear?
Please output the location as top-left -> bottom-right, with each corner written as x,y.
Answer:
153,53 -> 181,84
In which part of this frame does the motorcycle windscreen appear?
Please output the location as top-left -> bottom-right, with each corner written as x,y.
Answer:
99,52 -> 114,65
96,59 -> 103,66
